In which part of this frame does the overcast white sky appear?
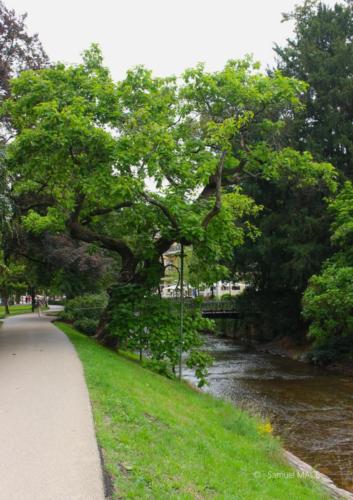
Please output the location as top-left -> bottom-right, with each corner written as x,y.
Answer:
6,0 -> 337,79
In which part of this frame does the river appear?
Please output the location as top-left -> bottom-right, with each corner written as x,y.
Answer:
183,334 -> 353,492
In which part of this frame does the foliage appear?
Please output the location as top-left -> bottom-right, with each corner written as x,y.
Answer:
60,293 -> 107,322
275,0 -> 353,179
106,283 -> 214,384
0,255 -> 26,311
178,52 -> 336,341
228,113 -> 337,340
303,181 -> 353,361
267,0 -> 353,347
0,1 -> 48,309
0,1 -> 48,100
0,259 -> 25,293
186,349 -> 213,387
42,235 -> 115,299
232,160 -> 336,339
73,318 -> 98,336
303,264 -> 353,362
330,180 -> 353,250
3,47 -> 319,345
58,321 -> 328,500
3,42 -> 339,358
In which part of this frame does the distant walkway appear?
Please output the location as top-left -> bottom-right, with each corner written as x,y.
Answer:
0,309 -> 105,500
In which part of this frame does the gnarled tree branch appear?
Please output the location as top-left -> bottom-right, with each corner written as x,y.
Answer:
142,192 -> 179,231
67,221 -> 136,266
81,202 -> 134,224
202,150 -> 227,228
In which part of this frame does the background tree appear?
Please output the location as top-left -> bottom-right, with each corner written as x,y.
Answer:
274,0 -> 353,179
224,0 -> 353,342
0,1 -> 48,99
0,0 -> 48,312
268,0 -> 353,351
0,255 -> 25,313
232,153 -> 336,340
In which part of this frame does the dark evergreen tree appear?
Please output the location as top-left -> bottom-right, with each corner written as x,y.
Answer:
275,0 -> 353,179
233,167 -> 335,340
230,1 -> 353,341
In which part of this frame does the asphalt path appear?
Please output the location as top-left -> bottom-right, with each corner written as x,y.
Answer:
0,309 -> 105,500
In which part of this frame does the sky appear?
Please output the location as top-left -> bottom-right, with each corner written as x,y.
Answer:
6,0 -> 337,79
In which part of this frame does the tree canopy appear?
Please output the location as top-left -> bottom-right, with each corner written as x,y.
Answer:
2,45 -> 339,348
275,0 -> 353,179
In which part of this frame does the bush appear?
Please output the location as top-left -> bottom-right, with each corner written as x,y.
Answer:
73,318 -> 98,336
108,284 -> 214,385
303,264 -> 353,363
60,293 -> 107,322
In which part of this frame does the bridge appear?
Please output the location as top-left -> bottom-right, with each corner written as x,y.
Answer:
199,300 -> 239,319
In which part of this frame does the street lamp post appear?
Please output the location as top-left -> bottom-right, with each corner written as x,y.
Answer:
178,243 -> 184,380
162,242 -> 185,381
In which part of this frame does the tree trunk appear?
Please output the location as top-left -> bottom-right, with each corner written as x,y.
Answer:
29,287 -> 36,313
2,291 -> 10,315
95,257 -> 164,348
95,311 -> 120,349
95,284 -> 120,349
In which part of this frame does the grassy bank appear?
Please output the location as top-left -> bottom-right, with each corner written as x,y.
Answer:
57,322 -> 328,499
0,304 -> 33,319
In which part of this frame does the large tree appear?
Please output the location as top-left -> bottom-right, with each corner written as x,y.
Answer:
274,0 -> 353,179
268,0 -> 353,350
4,47 -> 331,346
0,1 -> 48,308
231,153 -> 336,340
223,0 -> 351,342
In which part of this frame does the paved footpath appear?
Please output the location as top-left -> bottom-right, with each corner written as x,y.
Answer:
0,310 -> 105,500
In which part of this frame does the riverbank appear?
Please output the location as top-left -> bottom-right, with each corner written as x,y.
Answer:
57,322 -> 328,499
183,333 -> 353,494
255,335 -> 353,377
214,317 -> 353,376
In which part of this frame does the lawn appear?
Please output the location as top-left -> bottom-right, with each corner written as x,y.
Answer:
57,322 -> 328,500
0,304 -> 33,319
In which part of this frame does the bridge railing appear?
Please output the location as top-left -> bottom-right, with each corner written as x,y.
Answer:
201,300 -> 238,313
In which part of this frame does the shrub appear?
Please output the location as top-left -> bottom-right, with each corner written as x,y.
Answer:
60,293 -> 107,322
303,264 -> 353,363
108,284 -> 214,385
74,318 -> 98,336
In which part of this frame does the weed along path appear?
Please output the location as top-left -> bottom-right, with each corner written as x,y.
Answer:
0,310 -> 105,500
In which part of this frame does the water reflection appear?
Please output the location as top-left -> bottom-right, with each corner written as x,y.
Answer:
183,334 -> 353,492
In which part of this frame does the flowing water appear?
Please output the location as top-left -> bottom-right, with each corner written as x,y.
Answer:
183,334 -> 353,492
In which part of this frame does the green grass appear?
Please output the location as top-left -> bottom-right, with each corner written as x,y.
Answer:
57,322 -> 328,500
0,304 -> 33,319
